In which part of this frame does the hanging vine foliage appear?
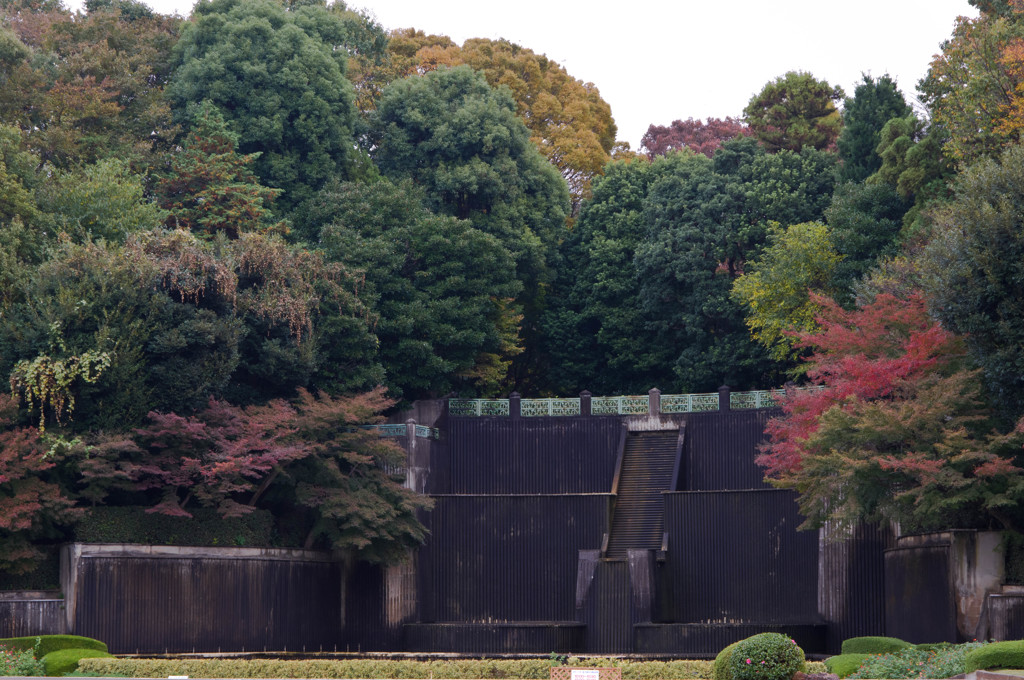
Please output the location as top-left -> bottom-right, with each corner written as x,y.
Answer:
8,322 -> 111,431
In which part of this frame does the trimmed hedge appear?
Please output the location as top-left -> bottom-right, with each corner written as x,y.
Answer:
840,636 -> 911,655
75,506 -> 275,547
0,635 -> 108,658
42,648 -> 114,676
76,658 -> 831,679
823,654 -> 868,678
965,640 -> 1024,672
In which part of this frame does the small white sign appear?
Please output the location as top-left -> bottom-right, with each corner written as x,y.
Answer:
571,670 -> 600,680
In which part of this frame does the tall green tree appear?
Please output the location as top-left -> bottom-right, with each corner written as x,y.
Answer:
922,143 -> 1024,418
371,65 -> 569,389
166,0 -> 360,209
635,150 -> 777,391
744,71 -> 844,153
836,74 -> 912,183
301,178 -> 521,400
540,156 -> 669,395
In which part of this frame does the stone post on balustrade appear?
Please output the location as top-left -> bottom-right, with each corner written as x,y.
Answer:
509,391 -> 521,419
580,390 -> 592,416
718,384 -> 731,411
405,418 -> 417,453
648,387 -> 661,416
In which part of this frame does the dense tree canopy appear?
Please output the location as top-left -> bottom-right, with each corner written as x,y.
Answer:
353,32 -> 617,212
302,178 -> 521,400
166,0 -> 360,208
640,117 -> 747,159
743,71 -> 844,153
922,143 -> 1024,418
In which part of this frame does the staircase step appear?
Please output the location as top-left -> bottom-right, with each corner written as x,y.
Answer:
605,430 -> 681,559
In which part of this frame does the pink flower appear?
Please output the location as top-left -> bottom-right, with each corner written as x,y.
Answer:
746,659 -> 752,664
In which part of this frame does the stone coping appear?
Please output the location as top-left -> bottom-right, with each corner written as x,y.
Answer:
65,542 -> 334,562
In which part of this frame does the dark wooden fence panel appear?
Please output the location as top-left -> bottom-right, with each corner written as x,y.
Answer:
65,545 -> 341,654
579,560 -> 633,653
0,592 -> 65,637
683,410 -> 777,491
405,622 -> 584,653
635,622 -> 827,657
884,541 -> 957,643
445,417 -> 623,494
419,495 -> 609,623
819,523 -> 893,653
663,490 -> 819,624
990,593 -> 1024,641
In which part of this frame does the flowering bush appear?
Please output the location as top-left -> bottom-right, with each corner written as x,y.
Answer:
728,633 -> 806,680
848,641 -> 987,679
0,638 -> 45,676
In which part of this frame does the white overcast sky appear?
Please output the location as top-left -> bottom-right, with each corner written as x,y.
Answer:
68,0 -> 979,150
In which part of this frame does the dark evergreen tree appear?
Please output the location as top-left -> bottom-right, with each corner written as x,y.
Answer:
836,74 -> 912,183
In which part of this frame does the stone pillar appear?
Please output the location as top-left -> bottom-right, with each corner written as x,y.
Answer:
648,387 -> 661,416
405,418 -> 417,455
580,390 -> 592,416
509,391 -> 521,418
718,384 -> 731,411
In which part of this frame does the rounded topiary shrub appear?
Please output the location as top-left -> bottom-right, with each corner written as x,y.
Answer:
715,641 -> 742,680
728,633 -> 806,680
840,636 -> 910,655
823,654 -> 868,679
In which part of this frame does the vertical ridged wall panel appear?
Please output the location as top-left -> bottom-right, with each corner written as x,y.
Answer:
634,622 -> 827,657
663,490 -> 818,624
418,495 -> 609,622
73,555 -> 341,654
580,560 -> 633,653
404,622 -> 585,653
446,417 -> 623,494
989,594 -> 1024,640
343,561 -> 399,651
884,543 -> 957,643
0,599 -> 65,637
819,522 -> 893,653
684,411 -> 778,491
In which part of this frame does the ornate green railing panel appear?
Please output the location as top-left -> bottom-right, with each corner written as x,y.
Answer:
359,424 -> 438,439
448,399 -> 511,416
372,424 -> 408,436
661,392 -> 719,413
447,386 -> 826,417
521,398 -> 581,417
730,390 -> 784,410
414,425 -> 439,439
591,395 -> 649,415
